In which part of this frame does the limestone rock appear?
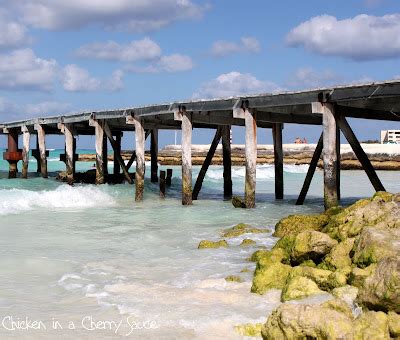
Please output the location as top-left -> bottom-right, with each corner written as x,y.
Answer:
240,239 -> 257,247
222,223 -> 269,238
261,299 -> 354,339
273,213 -> 329,238
357,257 -> 400,313
251,262 -> 292,295
198,239 -> 228,249
353,311 -> 390,340
322,237 -> 355,270
281,276 -> 324,301
332,285 -> 359,309
349,264 -> 376,288
388,312 -> 400,338
232,196 -> 246,208
234,323 -> 262,337
250,248 -> 289,266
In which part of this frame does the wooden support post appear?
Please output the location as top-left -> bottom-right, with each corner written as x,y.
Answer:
35,124 -> 48,178
134,116 -> 145,201
102,134 -> 108,176
166,169 -> 173,186
192,127 -> 222,200
181,109 -> 193,205
273,123 -> 284,199
126,130 -> 150,171
22,126 -> 30,179
93,119 -> 105,184
5,129 -> 19,178
65,123 -> 75,183
35,135 -> 41,173
103,123 -> 133,184
114,132 -> 122,176
244,108 -> 257,208
322,103 -> 338,209
150,129 -> 158,183
221,125 -> 232,198
296,133 -> 323,205
159,170 -> 166,198
336,125 -> 341,200
336,114 -> 385,192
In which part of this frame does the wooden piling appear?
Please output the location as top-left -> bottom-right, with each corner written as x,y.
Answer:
134,115 -> 145,201
221,125 -> 232,198
273,123 -> 284,199
65,123 -> 75,183
150,129 -> 158,183
22,126 -> 30,179
322,103 -> 338,209
102,134 -> 108,176
114,132 -> 122,176
35,136 -> 41,173
6,129 -> 19,178
166,169 -> 173,186
244,109 -> 257,208
93,119 -> 105,184
35,124 -> 48,178
181,110 -> 193,205
159,170 -> 166,198
192,127 -> 222,200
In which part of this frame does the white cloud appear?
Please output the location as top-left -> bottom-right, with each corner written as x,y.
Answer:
61,64 -> 124,92
192,71 -> 281,99
0,10 -> 30,49
0,48 -> 57,91
286,14 -> 400,60
211,36 -> 261,57
126,54 -> 194,73
11,0 -> 206,32
75,38 -> 162,62
287,67 -> 340,89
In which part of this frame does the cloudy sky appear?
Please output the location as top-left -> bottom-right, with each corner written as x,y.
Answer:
0,0 -> 399,147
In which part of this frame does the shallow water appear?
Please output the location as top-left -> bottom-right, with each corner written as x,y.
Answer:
0,150 -> 398,338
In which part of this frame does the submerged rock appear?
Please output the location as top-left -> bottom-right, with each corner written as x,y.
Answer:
222,223 -> 269,238
281,276 -> 324,302
240,239 -> 257,247
225,275 -> 243,283
198,240 -> 228,249
234,323 -> 262,337
273,213 -> 329,238
232,196 -> 246,208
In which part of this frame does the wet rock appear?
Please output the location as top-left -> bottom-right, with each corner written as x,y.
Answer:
250,248 -> 289,265
353,311 -> 390,340
291,230 -> 338,263
388,311 -> 400,338
261,299 -> 354,339
357,256 -> 400,313
225,275 -> 243,283
240,239 -> 257,247
222,223 -> 269,238
273,213 -> 329,238
289,266 -> 346,291
234,323 -> 262,337
232,196 -> 246,208
251,262 -> 292,295
198,240 -> 228,249
281,276 -> 324,302
321,237 -> 355,270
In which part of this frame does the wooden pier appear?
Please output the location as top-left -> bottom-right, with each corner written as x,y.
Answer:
1,80 -> 400,209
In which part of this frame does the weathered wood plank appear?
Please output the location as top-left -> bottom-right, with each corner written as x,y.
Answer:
273,123 -> 284,199
222,125 -> 232,198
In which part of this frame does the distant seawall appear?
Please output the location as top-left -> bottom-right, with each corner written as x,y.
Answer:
77,144 -> 400,170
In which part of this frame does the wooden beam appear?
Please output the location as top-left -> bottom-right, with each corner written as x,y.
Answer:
114,132 -> 122,176
336,105 -> 400,122
336,114 -> 385,192
244,108 -> 257,208
296,133 -> 323,205
103,123 -> 133,184
35,124 -> 48,178
192,127 -> 222,200
150,129 -> 158,183
65,123 -> 75,183
273,123 -> 284,199
22,126 -> 30,179
181,109 -> 193,205
322,103 -> 338,209
134,115 -> 145,201
222,125 -> 232,198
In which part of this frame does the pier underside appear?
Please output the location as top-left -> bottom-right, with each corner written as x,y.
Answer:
1,80 -> 400,209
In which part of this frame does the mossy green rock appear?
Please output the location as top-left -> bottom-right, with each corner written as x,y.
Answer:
222,223 -> 269,238
388,312 -> 400,338
225,275 -> 243,283
273,213 -> 329,238
234,323 -> 262,337
349,264 -> 377,288
353,311 -> 390,340
251,248 -> 289,266
240,238 -> 257,247
332,285 -> 359,308
261,299 -> 354,339
291,230 -> 338,263
281,276 -> 324,301
322,237 -> 355,270
357,256 -> 400,313
251,262 -> 292,295
289,266 -> 332,289
198,239 -> 228,249
272,235 -> 295,256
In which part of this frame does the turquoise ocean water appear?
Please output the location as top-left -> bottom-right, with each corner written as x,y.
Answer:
0,149 -> 399,338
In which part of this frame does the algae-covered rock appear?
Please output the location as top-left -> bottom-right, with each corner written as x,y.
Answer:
289,266 -> 332,290
272,235 -> 295,257
281,276 -> 324,302
232,196 -> 246,208
261,299 -> 354,339
331,285 -> 359,309
225,275 -> 243,283
273,213 -> 329,238
322,237 -> 355,270
299,259 -> 317,267
250,248 -> 289,266
388,311 -> 400,338
198,240 -> 228,249
348,264 -> 377,288
240,267 -> 251,273
357,256 -> 400,313
352,227 -> 400,268
373,191 -> 394,202
251,262 -> 292,295
291,230 -> 338,263
240,239 -> 257,247
234,323 -> 262,337
353,311 -> 390,340
222,223 -> 269,238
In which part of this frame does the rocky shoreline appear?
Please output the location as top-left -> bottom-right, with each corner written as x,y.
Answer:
198,192 -> 400,339
78,144 -> 400,170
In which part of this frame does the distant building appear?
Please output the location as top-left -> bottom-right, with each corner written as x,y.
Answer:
381,130 -> 400,144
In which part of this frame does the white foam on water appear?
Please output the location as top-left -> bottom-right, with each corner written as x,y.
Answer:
0,185 -> 116,215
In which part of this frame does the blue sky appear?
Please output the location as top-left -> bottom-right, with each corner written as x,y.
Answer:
0,0 -> 399,149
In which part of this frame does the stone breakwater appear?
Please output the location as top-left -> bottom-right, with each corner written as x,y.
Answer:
198,191 -> 400,339
78,144 -> 400,170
